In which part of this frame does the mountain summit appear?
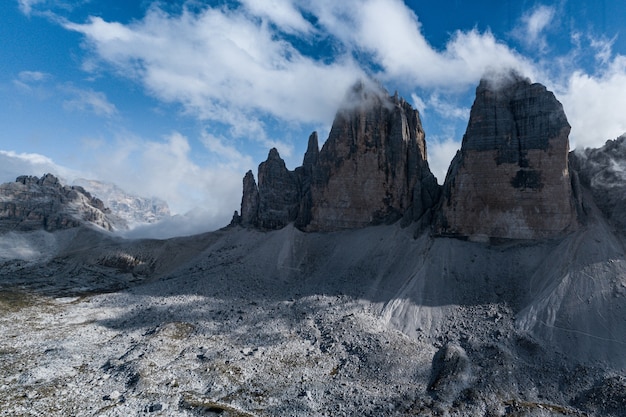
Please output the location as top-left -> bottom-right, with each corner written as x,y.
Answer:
231,80 -> 440,232
233,74 -> 583,240
436,72 -> 581,239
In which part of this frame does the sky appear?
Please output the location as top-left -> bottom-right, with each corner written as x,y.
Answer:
1,0 -> 626,235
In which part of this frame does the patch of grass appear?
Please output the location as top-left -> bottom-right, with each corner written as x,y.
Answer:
0,290 -> 38,313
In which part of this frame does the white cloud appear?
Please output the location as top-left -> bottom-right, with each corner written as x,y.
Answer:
17,70 -> 50,82
18,0 -> 44,16
558,55 -> 626,150
80,131 -> 249,233
427,138 -> 461,184
61,0 -> 534,143
239,0 -> 313,34
410,93 -> 426,115
305,0 -> 533,88
13,70 -> 51,91
427,94 -> 469,120
590,36 -> 616,65
200,133 -> 254,170
62,86 -> 118,117
0,150 -> 78,183
63,8 -> 363,144
515,5 -> 555,52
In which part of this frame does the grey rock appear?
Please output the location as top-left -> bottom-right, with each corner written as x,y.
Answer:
306,81 -> 439,231
235,80 -> 440,232
436,71 -> 579,239
0,174 -> 119,232
428,343 -> 472,402
295,132 -> 319,229
570,134 -> 626,232
239,170 -> 260,227
257,148 -> 300,229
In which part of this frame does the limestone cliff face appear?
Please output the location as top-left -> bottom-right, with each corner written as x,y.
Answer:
257,148 -> 300,229
232,81 -> 440,231
0,174 -> 120,232
305,82 -> 439,231
238,170 -> 259,227
436,73 -> 579,239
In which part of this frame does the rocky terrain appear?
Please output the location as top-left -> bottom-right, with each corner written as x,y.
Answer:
0,174 -> 122,232
570,134 -> 626,232
1,72 -> 626,416
72,179 -> 171,227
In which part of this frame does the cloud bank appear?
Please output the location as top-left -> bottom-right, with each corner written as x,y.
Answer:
62,0 -> 536,127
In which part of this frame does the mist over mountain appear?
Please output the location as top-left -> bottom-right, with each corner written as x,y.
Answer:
72,179 -> 171,228
1,73 -> 626,416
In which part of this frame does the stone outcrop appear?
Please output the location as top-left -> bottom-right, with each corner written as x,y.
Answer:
306,81 -> 439,231
236,170 -> 260,227
435,72 -> 580,239
570,134 -> 626,231
232,81 -> 440,231
257,148 -> 300,229
0,173 -> 120,232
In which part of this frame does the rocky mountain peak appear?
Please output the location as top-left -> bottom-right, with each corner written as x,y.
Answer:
232,81 -> 440,231
436,72 -> 580,239
302,131 -> 319,169
0,174 -> 121,232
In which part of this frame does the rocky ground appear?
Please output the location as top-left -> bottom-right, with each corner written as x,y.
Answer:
1,224 -> 625,416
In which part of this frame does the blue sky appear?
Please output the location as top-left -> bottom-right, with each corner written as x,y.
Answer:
2,0 -> 626,232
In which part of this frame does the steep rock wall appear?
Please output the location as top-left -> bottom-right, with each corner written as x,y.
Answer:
233,81 -> 440,231
436,73 -> 580,240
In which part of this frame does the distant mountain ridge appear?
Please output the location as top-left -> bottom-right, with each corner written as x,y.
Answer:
0,173 -> 122,232
72,178 -> 170,227
0,174 -> 172,233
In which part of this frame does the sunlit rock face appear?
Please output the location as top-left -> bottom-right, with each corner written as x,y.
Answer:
0,173 -> 119,232
233,81 -> 440,231
436,72 -> 580,240
305,81 -> 440,231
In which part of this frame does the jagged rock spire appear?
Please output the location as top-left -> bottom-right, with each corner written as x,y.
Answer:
233,80 -> 440,232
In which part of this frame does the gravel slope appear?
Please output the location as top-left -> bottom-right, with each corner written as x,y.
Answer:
1,219 -> 625,416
